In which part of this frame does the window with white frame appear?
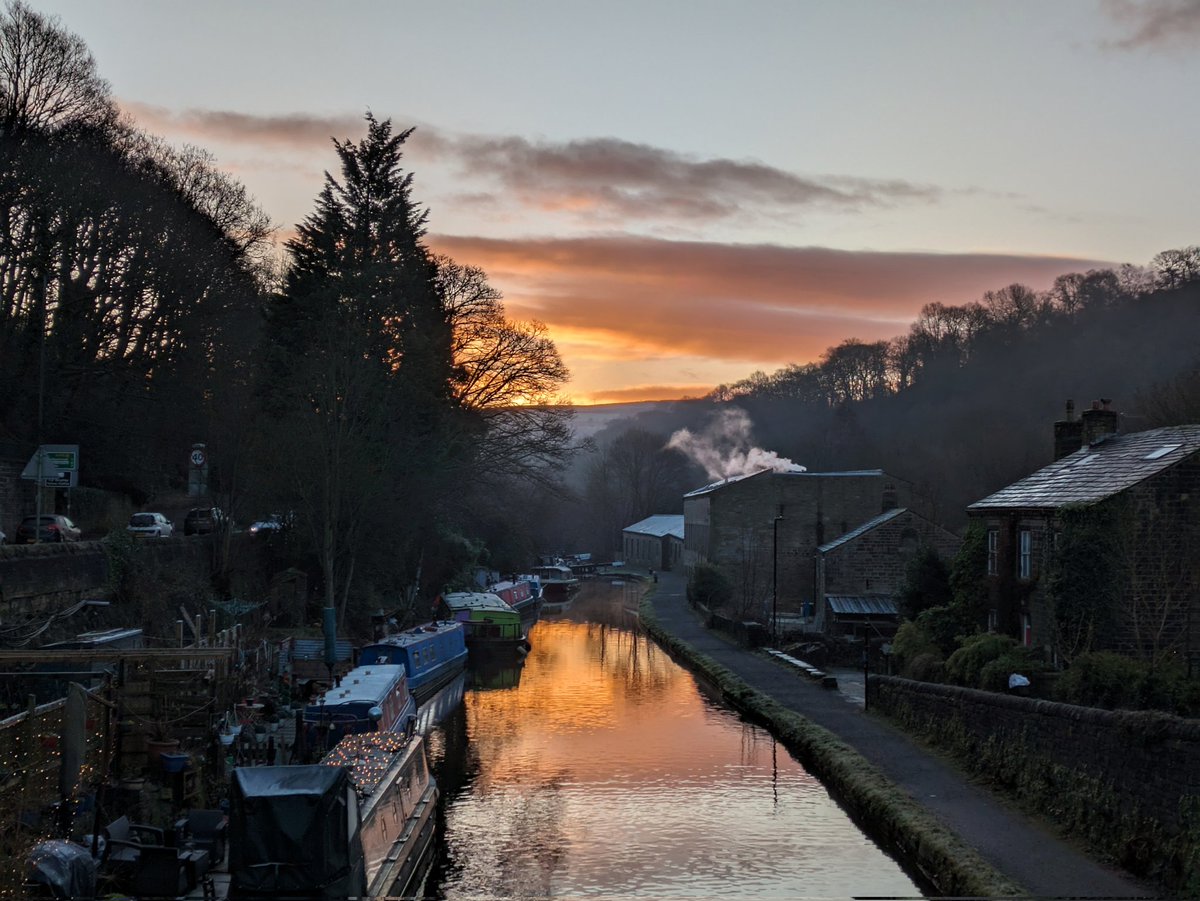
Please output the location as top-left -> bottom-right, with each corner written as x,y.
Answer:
986,529 -> 998,575
1018,529 -> 1032,580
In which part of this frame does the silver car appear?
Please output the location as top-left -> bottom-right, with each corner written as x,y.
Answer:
127,512 -> 174,539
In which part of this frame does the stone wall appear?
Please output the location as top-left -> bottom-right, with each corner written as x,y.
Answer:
0,537 -> 249,629
820,510 -> 961,598
870,674 -> 1200,890
0,452 -> 32,539
0,541 -> 111,621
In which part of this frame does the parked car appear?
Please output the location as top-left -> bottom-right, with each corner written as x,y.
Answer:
247,513 -> 294,535
15,514 -> 82,543
127,512 -> 174,539
183,507 -> 223,535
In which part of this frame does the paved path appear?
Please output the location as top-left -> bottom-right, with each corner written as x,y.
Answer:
646,571 -> 1156,899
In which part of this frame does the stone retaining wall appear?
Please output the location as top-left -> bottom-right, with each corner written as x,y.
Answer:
870,674 -> 1200,891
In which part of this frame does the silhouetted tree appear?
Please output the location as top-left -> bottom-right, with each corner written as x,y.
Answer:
262,114 -> 459,625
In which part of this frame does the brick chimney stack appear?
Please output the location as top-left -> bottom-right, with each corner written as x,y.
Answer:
1053,399 -> 1083,460
1081,398 -> 1120,447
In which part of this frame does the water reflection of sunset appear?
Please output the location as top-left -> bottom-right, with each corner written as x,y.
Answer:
427,583 -> 920,898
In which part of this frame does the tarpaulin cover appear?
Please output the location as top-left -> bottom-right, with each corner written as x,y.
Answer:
229,765 -> 365,900
24,840 -> 96,900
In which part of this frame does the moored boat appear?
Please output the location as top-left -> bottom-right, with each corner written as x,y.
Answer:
531,564 -> 580,606
303,662 -> 416,745
488,577 -> 541,621
434,591 -> 530,656
228,731 -> 438,900
359,620 -> 468,705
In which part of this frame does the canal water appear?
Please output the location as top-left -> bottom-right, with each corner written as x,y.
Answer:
420,581 -> 922,899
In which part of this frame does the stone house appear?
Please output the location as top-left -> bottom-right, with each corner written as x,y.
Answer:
621,514 -> 684,571
815,507 -> 962,637
682,469 -> 917,619
967,401 -> 1200,667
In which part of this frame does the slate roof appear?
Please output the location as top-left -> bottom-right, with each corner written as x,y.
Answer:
684,468 -> 884,498
817,507 -> 908,553
623,514 -> 685,539
968,425 -> 1200,512
826,595 -> 899,616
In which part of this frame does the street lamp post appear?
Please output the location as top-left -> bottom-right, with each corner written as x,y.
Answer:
772,514 -> 784,645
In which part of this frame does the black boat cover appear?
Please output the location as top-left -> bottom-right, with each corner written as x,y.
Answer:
229,764 -> 365,900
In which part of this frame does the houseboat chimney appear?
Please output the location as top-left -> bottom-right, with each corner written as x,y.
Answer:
1053,399 -> 1083,460
1081,398 -> 1120,447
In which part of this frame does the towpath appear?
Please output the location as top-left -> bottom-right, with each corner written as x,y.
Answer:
644,571 -> 1156,899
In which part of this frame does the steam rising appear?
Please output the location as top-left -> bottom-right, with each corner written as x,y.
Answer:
668,408 -> 805,481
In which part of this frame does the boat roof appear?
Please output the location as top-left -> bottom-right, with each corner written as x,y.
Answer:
440,592 -> 516,613
321,731 -> 413,798
366,620 -> 462,649
314,664 -> 406,706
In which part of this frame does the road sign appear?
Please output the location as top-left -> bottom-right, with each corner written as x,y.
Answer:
190,448 -> 207,467
46,451 -> 77,471
41,472 -> 76,488
21,444 -> 80,480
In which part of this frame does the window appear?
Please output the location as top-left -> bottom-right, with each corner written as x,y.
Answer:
1018,530 -> 1032,580
986,530 -> 998,575
987,609 -> 998,632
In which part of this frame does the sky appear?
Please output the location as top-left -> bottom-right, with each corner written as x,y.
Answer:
26,0 -> 1200,404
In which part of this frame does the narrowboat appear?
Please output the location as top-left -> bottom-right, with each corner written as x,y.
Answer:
303,663 -> 416,741
229,731 -> 438,900
434,591 -> 531,656
531,564 -> 580,606
359,620 -> 469,705
488,577 -> 541,621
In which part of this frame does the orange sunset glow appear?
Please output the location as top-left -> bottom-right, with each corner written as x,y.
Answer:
66,3 -> 1195,407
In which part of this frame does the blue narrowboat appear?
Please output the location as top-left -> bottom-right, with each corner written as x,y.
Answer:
303,663 -> 416,740
359,620 -> 469,705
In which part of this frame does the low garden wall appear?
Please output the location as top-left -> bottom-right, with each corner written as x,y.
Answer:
870,674 -> 1200,892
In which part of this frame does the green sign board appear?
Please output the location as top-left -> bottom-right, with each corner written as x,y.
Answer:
46,451 -> 77,471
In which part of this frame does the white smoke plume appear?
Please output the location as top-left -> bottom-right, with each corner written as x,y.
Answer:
667,408 -> 806,481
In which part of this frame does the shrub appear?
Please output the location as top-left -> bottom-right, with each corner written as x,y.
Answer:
1055,651 -> 1145,710
945,633 -> 1019,688
1056,652 -> 1200,715
979,652 -> 1046,693
687,562 -> 732,610
896,546 -> 952,620
891,619 -> 941,676
905,651 -> 946,683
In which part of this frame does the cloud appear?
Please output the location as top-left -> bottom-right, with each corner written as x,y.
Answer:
432,134 -> 941,224
429,233 -> 1113,365
585,384 -> 717,404
1101,0 -> 1200,49
118,103 -> 939,226
120,102 -> 368,150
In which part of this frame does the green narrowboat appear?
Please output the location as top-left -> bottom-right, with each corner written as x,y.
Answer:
434,591 -> 531,657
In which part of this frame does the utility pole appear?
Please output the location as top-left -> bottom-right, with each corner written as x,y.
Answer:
772,513 -> 784,645
34,273 -> 47,542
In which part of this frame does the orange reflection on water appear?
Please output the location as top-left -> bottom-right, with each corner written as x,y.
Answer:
431,582 -> 920,899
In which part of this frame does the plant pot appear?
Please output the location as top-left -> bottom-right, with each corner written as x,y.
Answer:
146,738 -> 180,758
